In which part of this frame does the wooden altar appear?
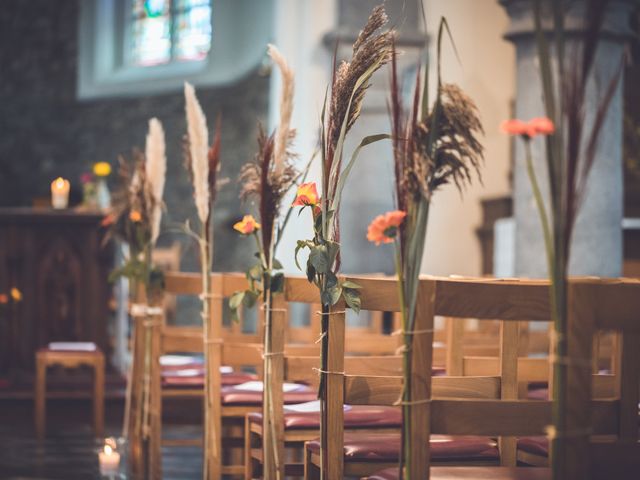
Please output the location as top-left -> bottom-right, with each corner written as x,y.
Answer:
0,208 -> 113,377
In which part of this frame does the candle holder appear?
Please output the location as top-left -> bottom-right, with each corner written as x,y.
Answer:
96,437 -> 127,479
50,177 -> 70,209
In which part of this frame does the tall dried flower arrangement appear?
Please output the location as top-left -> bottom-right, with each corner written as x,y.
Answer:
230,44 -> 298,479
292,5 -> 393,478
386,23 -> 483,478
183,82 -> 222,480
107,118 -> 166,477
528,1 -> 623,477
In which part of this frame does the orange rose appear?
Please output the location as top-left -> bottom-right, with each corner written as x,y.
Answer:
0,294 -> 8,305
129,210 -> 142,223
292,182 -> 320,207
233,215 -> 261,235
367,210 -> 407,246
10,288 -> 22,302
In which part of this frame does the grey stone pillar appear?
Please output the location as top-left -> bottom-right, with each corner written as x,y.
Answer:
501,0 -> 634,278
328,0 -> 426,275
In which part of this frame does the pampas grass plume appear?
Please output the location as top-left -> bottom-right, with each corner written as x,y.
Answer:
184,82 -> 210,224
145,117 -> 166,245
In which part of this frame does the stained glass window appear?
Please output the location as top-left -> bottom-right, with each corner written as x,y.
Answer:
129,0 -> 212,67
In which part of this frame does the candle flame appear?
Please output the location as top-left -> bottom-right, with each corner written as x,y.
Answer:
54,177 -> 65,188
104,445 -> 113,455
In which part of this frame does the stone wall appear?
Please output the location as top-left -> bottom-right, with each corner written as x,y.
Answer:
0,0 -> 269,273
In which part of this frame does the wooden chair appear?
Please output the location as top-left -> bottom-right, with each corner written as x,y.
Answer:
244,276 -> 406,479
146,272 -> 319,477
356,277 -> 640,480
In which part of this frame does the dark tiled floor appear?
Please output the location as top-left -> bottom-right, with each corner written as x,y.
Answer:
0,398 -> 203,479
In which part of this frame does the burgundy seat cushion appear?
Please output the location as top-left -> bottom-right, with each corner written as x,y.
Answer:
221,385 -> 317,405
517,437 -> 549,457
248,405 -> 402,430
526,388 -> 549,401
368,466 -> 551,480
162,371 -> 258,388
307,433 -> 499,463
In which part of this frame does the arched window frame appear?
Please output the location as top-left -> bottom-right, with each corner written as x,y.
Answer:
77,0 -> 273,99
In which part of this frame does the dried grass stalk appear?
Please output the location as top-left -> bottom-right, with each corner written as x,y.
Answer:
268,44 -> 295,176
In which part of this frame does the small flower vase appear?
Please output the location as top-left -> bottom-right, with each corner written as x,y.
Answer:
96,178 -> 111,210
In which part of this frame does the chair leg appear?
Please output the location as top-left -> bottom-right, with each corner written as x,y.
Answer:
244,417 -> 254,480
94,355 -> 105,438
303,445 -> 320,480
35,355 -> 46,441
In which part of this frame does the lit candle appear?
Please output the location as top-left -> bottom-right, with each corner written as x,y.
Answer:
50,177 -> 70,209
98,444 -> 120,476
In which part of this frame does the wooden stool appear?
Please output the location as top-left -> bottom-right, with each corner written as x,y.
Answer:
35,346 -> 105,440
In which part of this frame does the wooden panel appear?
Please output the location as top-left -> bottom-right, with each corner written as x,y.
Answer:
161,326 -> 202,353
463,356 -> 548,381
433,277 -> 551,321
287,355 -> 402,385
431,399 -> 552,436
581,280 -> 640,333
343,375 -> 402,406
221,343 -> 263,367
617,332 -> 640,440
0,210 -> 113,374
345,334 -> 399,354
344,375 -> 502,405
590,440 -> 640,480
164,272 -> 202,295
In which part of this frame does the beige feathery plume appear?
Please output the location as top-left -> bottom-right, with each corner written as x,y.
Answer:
145,117 -> 166,245
268,44 -> 294,175
184,82 -> 210,223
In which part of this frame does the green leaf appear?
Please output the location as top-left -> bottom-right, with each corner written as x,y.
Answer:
309,245 -> 330,274
272,258 -> 283,270
294,240 -> 311,271
341,280 -> 361,289
229,291 -> 245,310
270,272 -> 284,294
306,262 -> 316,283
321,286 -> 342,307
325,271 -> 339,289
326,240 -> 340,267
248,263 -> 263,281
243,289 -> 259,309
343,288 -> 361,314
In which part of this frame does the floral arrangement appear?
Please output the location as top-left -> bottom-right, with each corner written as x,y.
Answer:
183,82 -> 222,480
230,44 -> 298,479
105,119 -> 166,297
367,26 -> 484,478
292,4 -> 393,476
502,2 -> 623,477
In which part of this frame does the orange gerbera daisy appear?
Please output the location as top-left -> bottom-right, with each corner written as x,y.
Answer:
367,210 -> 407,246
500,117 -> 555,139
233,215 -> 261,235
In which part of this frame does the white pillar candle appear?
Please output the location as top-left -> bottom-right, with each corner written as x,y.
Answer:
98,444 -> 120,476
51,177 -> 70,209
